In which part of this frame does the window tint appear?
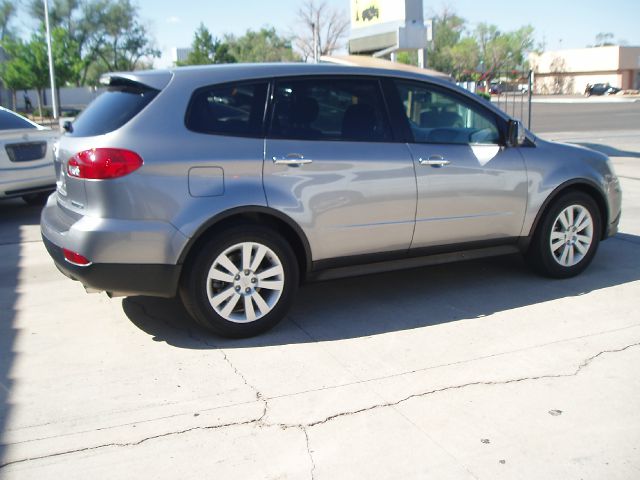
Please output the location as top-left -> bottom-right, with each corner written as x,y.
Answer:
69,86 -> 158,137
270,78 -> 392,142
186,82 -> 268,137
395,81 -> 501,145
0,110 -> 37,130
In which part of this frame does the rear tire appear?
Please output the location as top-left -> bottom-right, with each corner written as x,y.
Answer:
179,225 -> 299,338
526,191 -> 601,278
22,191 -> 51,206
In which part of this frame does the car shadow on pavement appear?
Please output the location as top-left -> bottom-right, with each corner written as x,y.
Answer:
0,199 -> 43,466
123,233 -> 640,349
572,143 -> 640,158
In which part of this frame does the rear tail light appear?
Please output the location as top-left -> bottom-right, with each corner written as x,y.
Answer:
63,248 -> 92,266
67,148 -> 143,179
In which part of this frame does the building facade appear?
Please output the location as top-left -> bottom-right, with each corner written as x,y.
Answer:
529,46 -> 640,94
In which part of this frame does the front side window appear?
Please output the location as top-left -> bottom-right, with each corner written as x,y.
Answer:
186,81 -> 268,137
394,80 -> 501,145
269,77 -> 392,142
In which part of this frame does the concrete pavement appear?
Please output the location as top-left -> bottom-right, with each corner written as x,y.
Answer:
1,131 -> 639,479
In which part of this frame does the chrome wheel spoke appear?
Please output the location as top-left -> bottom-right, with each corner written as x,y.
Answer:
210,286 -> 236,308
208,266 -> 235,283
217,253 -> 239,275
252,291 -> 270,314
259,280 -> 284,291
576,217 -> 592,232
574,239 -> 589,255
558,210 -> 571,230
550,232 -> 565,252
257,265 -> 283,281
250,245 -> 267,271
244,296 -> 256,322
242,243 -> 252,271
220,292 -> 241,317
576,234 -> 592,245
559,245 -> 570,265
566,206 -> 574,226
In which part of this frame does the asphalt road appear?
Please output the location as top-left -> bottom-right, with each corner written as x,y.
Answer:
531,101 -> 640,133
1,113 -> 639,478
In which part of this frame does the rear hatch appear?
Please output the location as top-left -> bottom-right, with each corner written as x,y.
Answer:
55,71 -> 171,214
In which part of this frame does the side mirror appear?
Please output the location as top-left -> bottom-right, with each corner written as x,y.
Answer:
62,121 -> 73,133
507,119 -> 525,147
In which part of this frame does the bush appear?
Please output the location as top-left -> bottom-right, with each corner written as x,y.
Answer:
477,92 -> 491,101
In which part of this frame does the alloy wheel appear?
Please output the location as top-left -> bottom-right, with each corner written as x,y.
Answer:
206,242 -> 285,323
549,204 -> 594,267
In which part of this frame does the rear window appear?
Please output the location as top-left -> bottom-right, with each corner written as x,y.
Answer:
185,81 -> 268,137
68,85 -> 158,137
0,110 -> 37,130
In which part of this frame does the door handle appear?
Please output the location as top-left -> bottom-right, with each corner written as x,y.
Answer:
419,155 -> 450,167
272,154 -> 313,166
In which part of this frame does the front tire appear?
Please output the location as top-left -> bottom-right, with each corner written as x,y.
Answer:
179,225 -> 299,338
526,191 -> 602,278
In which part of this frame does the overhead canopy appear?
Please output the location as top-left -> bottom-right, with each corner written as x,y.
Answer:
320,55 -> 452,81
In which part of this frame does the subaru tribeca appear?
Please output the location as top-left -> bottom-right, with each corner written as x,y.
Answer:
41,63 -> 622,337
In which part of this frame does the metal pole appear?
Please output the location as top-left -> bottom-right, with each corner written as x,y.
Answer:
44,0 -> 58,119
527,70 -> 533,129
311,22 -> 319,63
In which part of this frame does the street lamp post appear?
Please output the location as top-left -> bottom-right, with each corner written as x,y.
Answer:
43,0 -> 58,119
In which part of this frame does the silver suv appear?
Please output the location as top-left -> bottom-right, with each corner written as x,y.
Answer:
41,64 -> 622,337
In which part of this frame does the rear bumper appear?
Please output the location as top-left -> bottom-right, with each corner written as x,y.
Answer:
43,234 -> 181,297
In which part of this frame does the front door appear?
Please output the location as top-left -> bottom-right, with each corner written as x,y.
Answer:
392,80 -> 528,249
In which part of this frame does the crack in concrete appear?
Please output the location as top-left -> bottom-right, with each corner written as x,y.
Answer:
3,342 -> 637,470
284,342 -> 640,429
128,299 -> 270,421
0,417 -> 262,469
301,425 -> 316,480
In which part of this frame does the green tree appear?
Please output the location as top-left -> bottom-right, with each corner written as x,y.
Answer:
4,32 -> 50,116
226,27 -> 298,63
448,37 -> 480,80
428,8 -> 466,73
180,23 -> 236,65
0,0 -> 16,41
592,32 -> 615,47
86,0 -> 160,77
0,38 -> 34,109
475,24 -> 534,81
28,0 -> 160,85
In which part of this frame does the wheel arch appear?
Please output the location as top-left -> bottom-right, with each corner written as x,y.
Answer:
525,179 -> 609,247
177,206 -> 312,277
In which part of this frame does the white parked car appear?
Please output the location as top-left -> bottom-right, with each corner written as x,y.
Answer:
0,107 -> 58,205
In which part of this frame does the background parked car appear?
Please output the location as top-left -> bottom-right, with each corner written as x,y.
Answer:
584,83 -> 621,96
0,107 -> 58,205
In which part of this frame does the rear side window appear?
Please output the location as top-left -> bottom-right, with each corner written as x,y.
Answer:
69,85 -> 158,137
185,82 -> 268,137
0,110 -> 37,130
269,77 -> 392,142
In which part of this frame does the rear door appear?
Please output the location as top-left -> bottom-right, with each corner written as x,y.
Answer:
263,76 -> 417,261
389,79 -> 528,249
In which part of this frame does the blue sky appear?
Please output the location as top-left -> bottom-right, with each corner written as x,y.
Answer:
19,0 -> 640,67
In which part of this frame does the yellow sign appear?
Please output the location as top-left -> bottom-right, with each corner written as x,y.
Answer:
351,0 -> 406,29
